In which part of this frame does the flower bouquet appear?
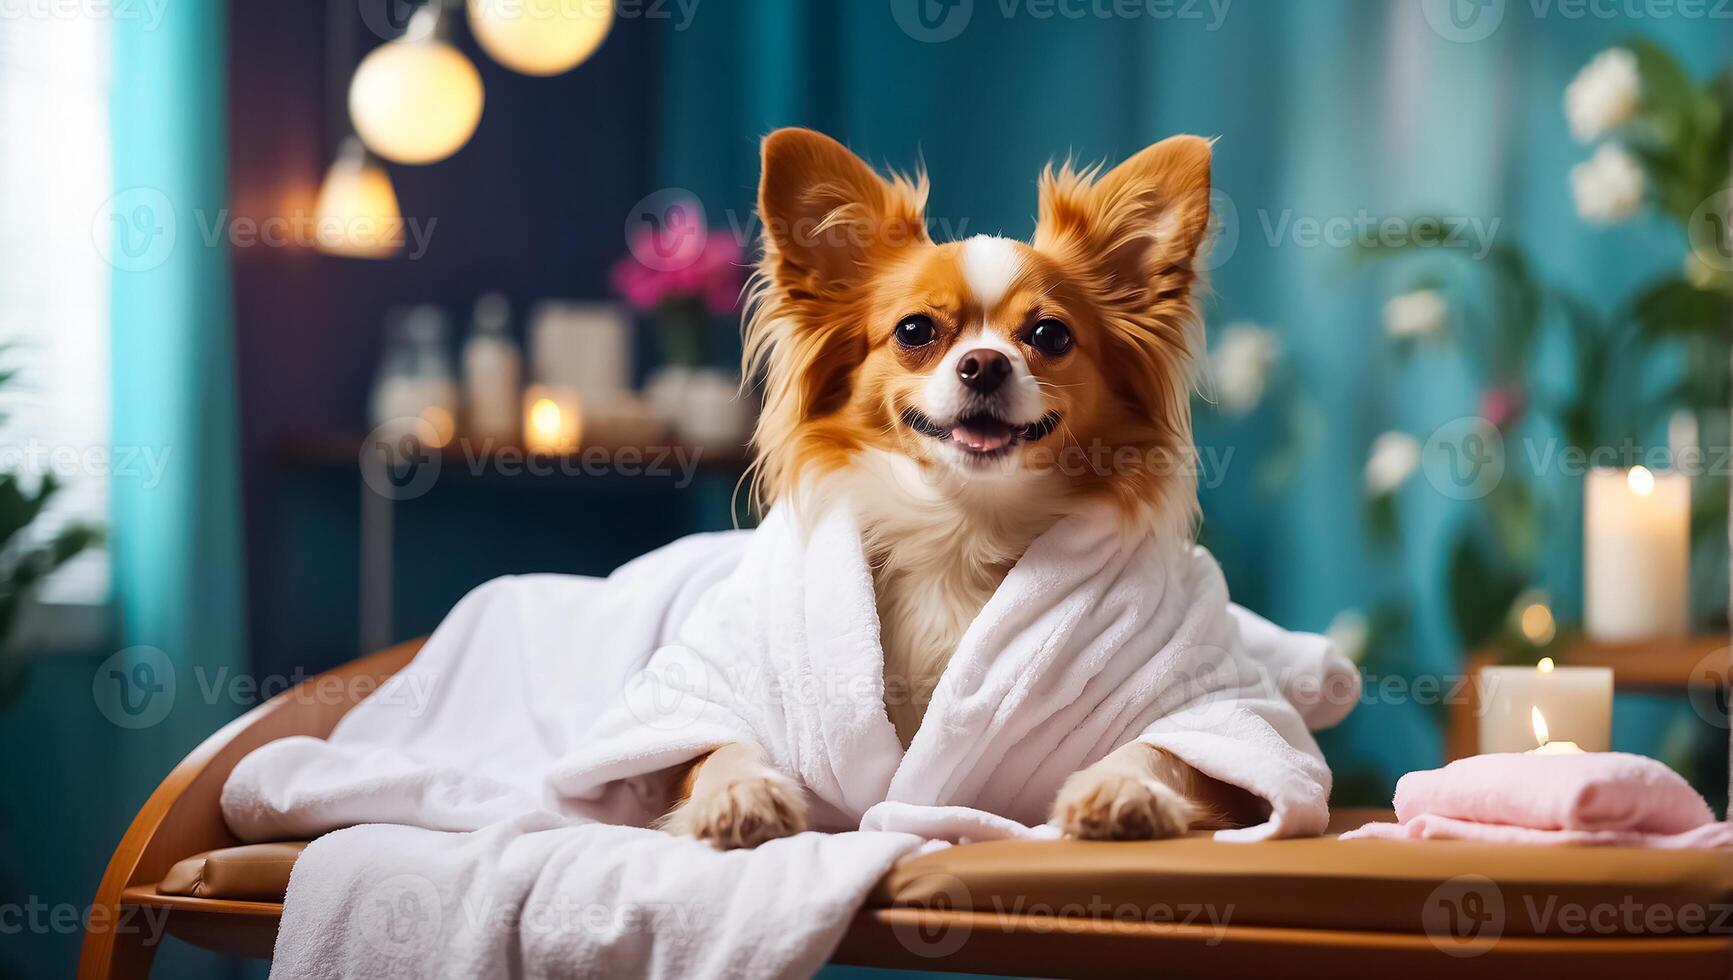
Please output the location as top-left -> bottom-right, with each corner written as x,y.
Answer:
611,202 -> 747,369
1355,37 -> 1731,674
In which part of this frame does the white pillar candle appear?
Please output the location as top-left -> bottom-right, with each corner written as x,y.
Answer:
1478,659 -> 1612,753
529,302 -> 631,403
522,384 -> 582,454
1584,466 -> 1689,641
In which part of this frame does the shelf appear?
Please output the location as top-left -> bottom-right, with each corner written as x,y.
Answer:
1552,634 -> 1729,691
1466,634 -> 1729,694
276,433 -> 751,477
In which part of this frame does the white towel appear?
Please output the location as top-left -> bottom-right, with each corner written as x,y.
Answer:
224,503 -> 1358,979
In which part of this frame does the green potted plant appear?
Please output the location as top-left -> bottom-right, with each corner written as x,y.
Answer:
0,353 -> 102,706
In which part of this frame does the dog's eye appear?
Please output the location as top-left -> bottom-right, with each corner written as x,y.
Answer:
1026,318 -> 1073,356
895,315 -> 936,348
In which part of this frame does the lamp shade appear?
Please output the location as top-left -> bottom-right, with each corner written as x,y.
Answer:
349,6 -> 484,164
314,137 -> 403,259
466,0 -> 612,77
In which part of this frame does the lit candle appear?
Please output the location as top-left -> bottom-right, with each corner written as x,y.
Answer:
1584,466 -> 1689,641
522,384 -> 581,454
1478,657 -> 1611,753
1527,706 -> 1584,755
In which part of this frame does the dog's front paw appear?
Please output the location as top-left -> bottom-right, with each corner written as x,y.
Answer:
664,769 -> 808,849
1053,768 -> 1194,841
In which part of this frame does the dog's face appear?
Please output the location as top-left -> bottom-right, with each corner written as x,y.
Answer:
852,238 -> 1096,473
747,128 -> 1213,522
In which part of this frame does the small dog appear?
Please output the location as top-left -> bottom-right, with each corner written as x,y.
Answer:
663,128 -> 1258,849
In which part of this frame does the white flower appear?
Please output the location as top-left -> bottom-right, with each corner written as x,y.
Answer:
1383,290 -> 1446,339
1208,323 -> 1280,416
1365,431 -> 1420,496
1570,144 -> 1645,224
1565,49 -> 1641,143
1326,610 -> 1369,665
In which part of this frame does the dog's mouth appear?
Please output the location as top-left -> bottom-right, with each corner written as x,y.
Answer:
901,407 -> 1061,457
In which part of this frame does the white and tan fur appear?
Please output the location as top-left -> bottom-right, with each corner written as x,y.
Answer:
663,129 -> 1246,849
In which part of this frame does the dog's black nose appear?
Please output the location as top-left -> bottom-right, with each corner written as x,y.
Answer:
957,349 -> 1011,394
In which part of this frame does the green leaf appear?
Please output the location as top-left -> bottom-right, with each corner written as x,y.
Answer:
1708,67 -> 1733,192
0,351 -> 105,694
1356,601 -> 1413,676
1484,245 -> 1543,377
0,473 -> 57,557
1448,535 -> 1524,652
1349,214 -> 1466,262
1487,477 -> 1540,568
1632,277 -> 1730,339
1366,491 -> 1399,548
1623,36 -> 1729,222
1693,473 -> 1729,545
1629,36 -> 1695,116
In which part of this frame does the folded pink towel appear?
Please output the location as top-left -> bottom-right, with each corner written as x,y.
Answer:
1340,751 -> 1730,848
1342,812 -> 1733,848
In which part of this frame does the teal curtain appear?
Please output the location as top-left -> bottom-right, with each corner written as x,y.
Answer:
658,0 -> 1732,793
109,0 -> 247,792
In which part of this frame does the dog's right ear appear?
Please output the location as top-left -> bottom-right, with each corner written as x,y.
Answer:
758,128 -> 929,293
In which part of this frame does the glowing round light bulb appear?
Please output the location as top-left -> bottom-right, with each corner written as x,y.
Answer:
349,9 -> 484,164
1520,603 -> 1557,646
1626,465 -> 1655,497
314,138 -> 403,259
467,0 -> 613,77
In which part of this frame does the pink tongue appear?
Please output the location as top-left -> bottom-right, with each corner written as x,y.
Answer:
952,425 -> 1011,452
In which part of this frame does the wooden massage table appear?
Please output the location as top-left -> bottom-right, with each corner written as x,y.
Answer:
79,638 -> 1733,978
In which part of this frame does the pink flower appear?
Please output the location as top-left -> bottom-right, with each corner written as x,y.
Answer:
610,259 -> 667,309
611,223 -> 746,317
1480,386 -> 1525,430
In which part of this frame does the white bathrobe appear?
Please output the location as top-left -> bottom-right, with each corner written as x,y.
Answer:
223,503 -> 1359,979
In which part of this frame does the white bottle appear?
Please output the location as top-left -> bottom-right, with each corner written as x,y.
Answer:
372,305 -> 459,447
462,293 -> 522,442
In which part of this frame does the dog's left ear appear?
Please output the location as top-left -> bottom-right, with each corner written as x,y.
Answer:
1034,135 -> 1213,302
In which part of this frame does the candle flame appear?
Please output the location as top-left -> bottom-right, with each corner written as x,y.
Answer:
530,398 -> 562,436
1531,705 -> 1550,747
1627,465 -> 1655,497
1537,656 -> 1554,673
